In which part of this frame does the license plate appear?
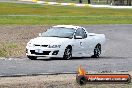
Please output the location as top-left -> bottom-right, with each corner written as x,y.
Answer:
35,49 -> 43,53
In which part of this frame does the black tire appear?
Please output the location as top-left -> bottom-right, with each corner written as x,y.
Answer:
76,76 -> 87,85
92,44 -> 101,58
63,46 -> 72,60
27,56 -> 37,60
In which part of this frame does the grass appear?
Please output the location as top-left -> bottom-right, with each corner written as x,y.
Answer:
1,16 -> 132,25
0,42 -> 18,57
0,2 -> 132,25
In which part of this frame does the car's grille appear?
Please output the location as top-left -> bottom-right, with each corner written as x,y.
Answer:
42,45 -> 48,47
30,50 -> 51,55
34,44 -> 48,47
34,44 -> 40,46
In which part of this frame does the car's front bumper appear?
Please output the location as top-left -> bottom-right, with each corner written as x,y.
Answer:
26,46 -> 65,58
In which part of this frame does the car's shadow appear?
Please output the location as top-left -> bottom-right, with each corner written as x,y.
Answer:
33,56 -> 131,61
33,57 -> 95,61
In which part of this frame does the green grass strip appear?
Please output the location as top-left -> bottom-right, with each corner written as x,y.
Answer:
0,2 -> 132,25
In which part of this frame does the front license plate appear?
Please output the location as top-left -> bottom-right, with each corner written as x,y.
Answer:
35,49 -> 43,53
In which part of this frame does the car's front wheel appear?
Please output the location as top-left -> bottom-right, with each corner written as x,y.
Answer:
92,44 -> 101,58
27,56 -> 37,60
63,46 -> 72,60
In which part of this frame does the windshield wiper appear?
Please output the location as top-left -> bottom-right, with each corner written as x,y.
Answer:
63,36 -> 73,39
51,36 -> 61,37
42,36 -> 60,37
43,36 -> 72,39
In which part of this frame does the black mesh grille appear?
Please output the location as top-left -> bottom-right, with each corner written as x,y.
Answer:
34,44 -> 40,46
42,45 -> 48,47
30,50 -> 51,55
34,45 -> 48,47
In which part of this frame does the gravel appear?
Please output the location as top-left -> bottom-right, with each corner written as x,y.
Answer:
0,24 -> 132,57
0,74 -> 132,88
0,25 -> 49,57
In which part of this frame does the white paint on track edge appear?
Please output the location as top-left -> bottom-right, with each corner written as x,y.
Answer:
0,0 -> 132,9
0,72 -> 77,77
36,1 -> 132,9
0,71 -> 130,77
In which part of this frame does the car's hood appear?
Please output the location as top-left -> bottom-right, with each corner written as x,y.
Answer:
30,37 -> 69,45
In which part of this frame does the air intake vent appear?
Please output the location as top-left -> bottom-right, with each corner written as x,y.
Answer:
34,44 -> 40,46
34,44 -> 48,47
42,45 -> 48,47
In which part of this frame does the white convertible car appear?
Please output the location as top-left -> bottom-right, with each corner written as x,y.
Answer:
26,25 -> 105,60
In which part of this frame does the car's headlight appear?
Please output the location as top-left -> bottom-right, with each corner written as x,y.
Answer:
27,42 -> 34,47
48,45 -> 61,48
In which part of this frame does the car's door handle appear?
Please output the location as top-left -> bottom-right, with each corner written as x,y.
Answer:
80,42 -> 82,46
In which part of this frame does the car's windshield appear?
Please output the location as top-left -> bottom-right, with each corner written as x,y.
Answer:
41,27 -> 75,38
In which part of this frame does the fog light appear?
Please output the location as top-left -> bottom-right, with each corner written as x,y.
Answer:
26,49 -> 28,53
52,50 -> 59,55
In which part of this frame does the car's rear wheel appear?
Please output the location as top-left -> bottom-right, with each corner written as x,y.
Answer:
92,44 -> 101,58
63,46 -> 72,60
27,56 -> 37,60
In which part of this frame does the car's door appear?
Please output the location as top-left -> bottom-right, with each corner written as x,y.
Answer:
83,29 -> 98,55
72,28 -> 88,56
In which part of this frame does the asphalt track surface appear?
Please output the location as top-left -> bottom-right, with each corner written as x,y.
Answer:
0,24 -> 132,76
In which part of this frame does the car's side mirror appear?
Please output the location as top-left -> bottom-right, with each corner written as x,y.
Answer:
75,36 -> 83,39
39,33 -> 42,37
